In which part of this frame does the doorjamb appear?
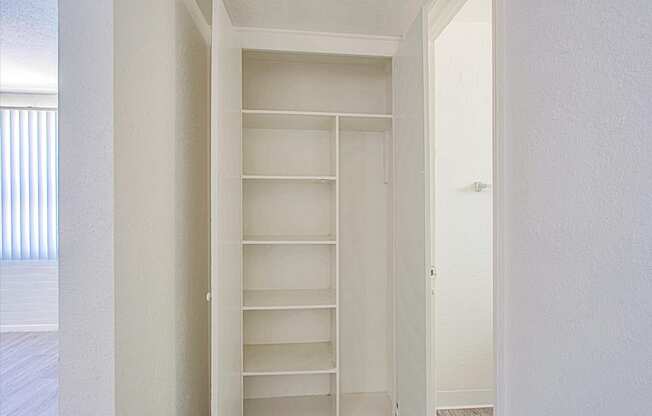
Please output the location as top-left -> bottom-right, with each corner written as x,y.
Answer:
492,0 -> 505,413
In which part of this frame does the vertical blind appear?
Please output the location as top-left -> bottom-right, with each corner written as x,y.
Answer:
0,108 -> 58,260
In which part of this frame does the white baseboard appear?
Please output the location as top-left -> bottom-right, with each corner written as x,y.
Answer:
0,261 -> 59,334
436,389 -> 494,410
0,324 -> 58,333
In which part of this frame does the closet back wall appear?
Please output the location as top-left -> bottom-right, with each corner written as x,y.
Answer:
243,53 -> 392,115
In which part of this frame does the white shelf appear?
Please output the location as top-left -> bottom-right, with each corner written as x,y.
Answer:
243,175 -> 336,182
243,289 -> 336,311
243,109 -> 392,119
243,111 -> 335,130
244,395 -> 334,416
243,342 -> 335,376
341,393 -> 392,416
243,235 -> 337,245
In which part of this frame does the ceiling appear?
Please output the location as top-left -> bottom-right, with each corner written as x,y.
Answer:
223,0 -> 427,37
0,0 -> 431,93
0,0 -> 58,93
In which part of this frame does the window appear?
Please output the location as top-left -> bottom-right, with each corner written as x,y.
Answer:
0,108 -> 58,260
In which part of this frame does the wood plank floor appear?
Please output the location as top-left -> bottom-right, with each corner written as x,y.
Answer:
0,332 -> 58,416
437,409 -> 493,416
0,332 -> 494,416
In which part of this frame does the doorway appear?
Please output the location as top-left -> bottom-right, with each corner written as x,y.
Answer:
428,0 -> 494,414
0,0 -> 59,415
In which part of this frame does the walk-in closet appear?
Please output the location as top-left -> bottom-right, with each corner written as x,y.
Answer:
211,4 -> 431,416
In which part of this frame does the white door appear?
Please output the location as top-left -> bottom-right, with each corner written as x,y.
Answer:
393,8 -> 432,416
432,0 -> 494,408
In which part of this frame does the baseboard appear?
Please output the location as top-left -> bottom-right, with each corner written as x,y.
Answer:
436,389 -> 494,410
437,405 -> 494,410
0,324 -> 58,333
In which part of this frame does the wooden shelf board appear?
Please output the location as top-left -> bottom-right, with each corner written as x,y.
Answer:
243,289 -> 336,311
243,342 -> 335,375
244,395 -> 334,416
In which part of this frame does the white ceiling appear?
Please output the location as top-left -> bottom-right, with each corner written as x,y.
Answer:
0,0 -> 58,93
0,0 -> 434,93
223,0 -> 427,37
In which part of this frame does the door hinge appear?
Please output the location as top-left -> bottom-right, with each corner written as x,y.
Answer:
395,401 -> 399,416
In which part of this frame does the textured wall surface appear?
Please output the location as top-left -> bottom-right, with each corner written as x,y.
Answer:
59,1 -> 209,414
58,1 -> 115,414
114,0 -> 210,414
114,0 -> 176,412
500,1 -> 652,414
173,1 -> 211,413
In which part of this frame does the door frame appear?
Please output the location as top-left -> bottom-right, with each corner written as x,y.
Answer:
423,0 -> 504,413
492,0 -> 506,413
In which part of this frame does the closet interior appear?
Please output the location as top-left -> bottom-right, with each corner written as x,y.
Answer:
241,51 -> 395,416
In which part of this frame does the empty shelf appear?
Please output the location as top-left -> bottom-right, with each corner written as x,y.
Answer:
243,289 -> 336,311
243,342 -> 335,375
242,175 -> 336,182
244,395 -> 334,416
243,235 -> 336,245
243,111 -> 334,130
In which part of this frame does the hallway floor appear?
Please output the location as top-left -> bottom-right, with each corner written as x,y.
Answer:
0,333 -> 492,416
0,332 -> 58,416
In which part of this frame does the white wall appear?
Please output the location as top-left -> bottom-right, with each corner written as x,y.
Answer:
114,0 -> 176,412
59,0 -> 210,414
114,0 -> 210,414
393,11 -> 430,416
194,0 -> 212,24
433,0 -> 493,408
173,1 -> 211,414
498,0 -> 652,414
0,261 -> 58,332
59,1 -> 115,414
